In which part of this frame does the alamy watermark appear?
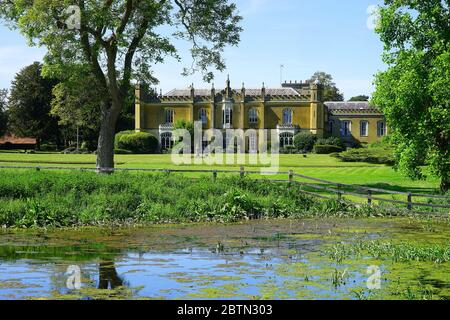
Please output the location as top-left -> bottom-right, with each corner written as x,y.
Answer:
66,265 -> 81,290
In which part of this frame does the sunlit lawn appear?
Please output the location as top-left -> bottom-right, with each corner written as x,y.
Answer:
0,151 -> 440,194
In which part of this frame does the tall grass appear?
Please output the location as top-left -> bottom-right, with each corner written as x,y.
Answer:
0,170 -> 410,228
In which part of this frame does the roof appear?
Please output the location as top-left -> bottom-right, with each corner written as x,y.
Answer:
164,87 -> 300,97
324,101 -> 380,112
0,134 -> 37,145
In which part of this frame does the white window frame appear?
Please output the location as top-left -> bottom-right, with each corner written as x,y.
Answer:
340,121 -> 351,137
282,108 -> 293,125
223,107 -> 233,128
161,132 -> 173,149
280,132 -> 294,148
377,121 -> 386,137
360,121 -> 368,137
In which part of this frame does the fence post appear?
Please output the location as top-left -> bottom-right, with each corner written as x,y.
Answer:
337,184 -> 342,201
213,170 -> 217,181
288,170 -> 294,187
36,166 -> 41,172
367,190 -> 372,206
407,193 -> 412,210
240,166 -> 245,179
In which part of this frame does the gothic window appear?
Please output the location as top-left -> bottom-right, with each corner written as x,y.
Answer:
223,107 -> 233,127
249,132 -> 257,153
161,132 -> 173,150
279,132 -> 294,148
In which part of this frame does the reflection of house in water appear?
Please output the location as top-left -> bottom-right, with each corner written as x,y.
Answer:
135,77 -> 387,151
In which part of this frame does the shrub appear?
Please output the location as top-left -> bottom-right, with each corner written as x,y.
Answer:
314,145 -> 343,154
114,130 -> 136,149
332,147 -> 395,165
294,132 -> 317,152
118,132 -> 158,154
316,136 -> 343,147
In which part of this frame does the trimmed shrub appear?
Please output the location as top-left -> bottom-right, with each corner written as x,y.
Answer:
314,145 -> 343,154
332,147 -> 395,165
114,130 -> 135,149
316,136 -> 343,147
294,132 -> 317,152
118,132 -> 158,154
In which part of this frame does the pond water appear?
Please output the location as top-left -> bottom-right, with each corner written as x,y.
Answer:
0,218 -> 449,300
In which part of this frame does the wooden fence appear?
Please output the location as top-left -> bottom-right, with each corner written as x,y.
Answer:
0,165 -> 449,214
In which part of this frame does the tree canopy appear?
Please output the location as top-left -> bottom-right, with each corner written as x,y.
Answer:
309,71 -> 344,101
0,0 -> 243,169
7,62 -> 59,149
0,89 -> 7,136
372,0 -> 450,192
349,95 -> 369,102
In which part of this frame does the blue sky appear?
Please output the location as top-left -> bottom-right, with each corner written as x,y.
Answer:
0,0 -> 384,100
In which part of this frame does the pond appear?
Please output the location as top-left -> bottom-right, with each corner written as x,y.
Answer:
0,218 -> 449,300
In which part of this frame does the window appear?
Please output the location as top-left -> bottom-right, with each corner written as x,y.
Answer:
165,109 -> 174,124
328,120 -> 334,133
377,121 -> 386,137
199,108 -> 207,125
282,108 -> 293,125
279,132 -> 294,148
223,107 -> 233,127
360,121 -> 368,137
340,121 -> 351,137
249,108 -> 258,124
160,132 -> 173,150
248,132 -> 257,153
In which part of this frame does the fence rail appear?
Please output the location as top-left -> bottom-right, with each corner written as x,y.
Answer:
0,165 -> 448,213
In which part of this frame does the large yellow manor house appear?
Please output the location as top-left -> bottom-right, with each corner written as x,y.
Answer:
135,77 -> 386,151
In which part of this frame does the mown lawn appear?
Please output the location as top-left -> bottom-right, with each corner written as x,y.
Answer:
0,151 -> 441,194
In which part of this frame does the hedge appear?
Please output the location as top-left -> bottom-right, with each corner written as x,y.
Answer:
314,145 -> 344,154
117,132 -> 158,154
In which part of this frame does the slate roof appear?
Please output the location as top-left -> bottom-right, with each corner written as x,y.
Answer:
325,102 -> 381,113
164,87 -> 300,97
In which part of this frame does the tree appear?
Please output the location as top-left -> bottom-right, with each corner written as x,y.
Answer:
0,89 -> 7,136
7,62 -> 59,149
0,1 -> 242,170
309,71 -> 344,101
349,95 -> 369,102
372,0 -> 450,193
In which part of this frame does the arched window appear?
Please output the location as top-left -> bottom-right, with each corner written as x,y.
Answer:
165,109 -> 174,124
160,132 -> 173,150
377,121 -> 386,137
248,132 -> 257,153
249,108 -> 258,124
282,108 -> 293,125
340,121 -> 351,137
279,132 -> 294,148
199,108 -> 207,125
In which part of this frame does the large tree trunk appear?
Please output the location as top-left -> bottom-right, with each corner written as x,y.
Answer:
96,101 -> 121,172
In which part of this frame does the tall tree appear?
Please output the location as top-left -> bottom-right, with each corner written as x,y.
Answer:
0,89 -> 7,136
372,0 -> 450,193
0,1 -> 242,170
349,95 -> 369,102
309,71 -> 344,101
7,62 -> 59,149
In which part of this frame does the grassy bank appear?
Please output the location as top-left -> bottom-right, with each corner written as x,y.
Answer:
0,170 -> 417,228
